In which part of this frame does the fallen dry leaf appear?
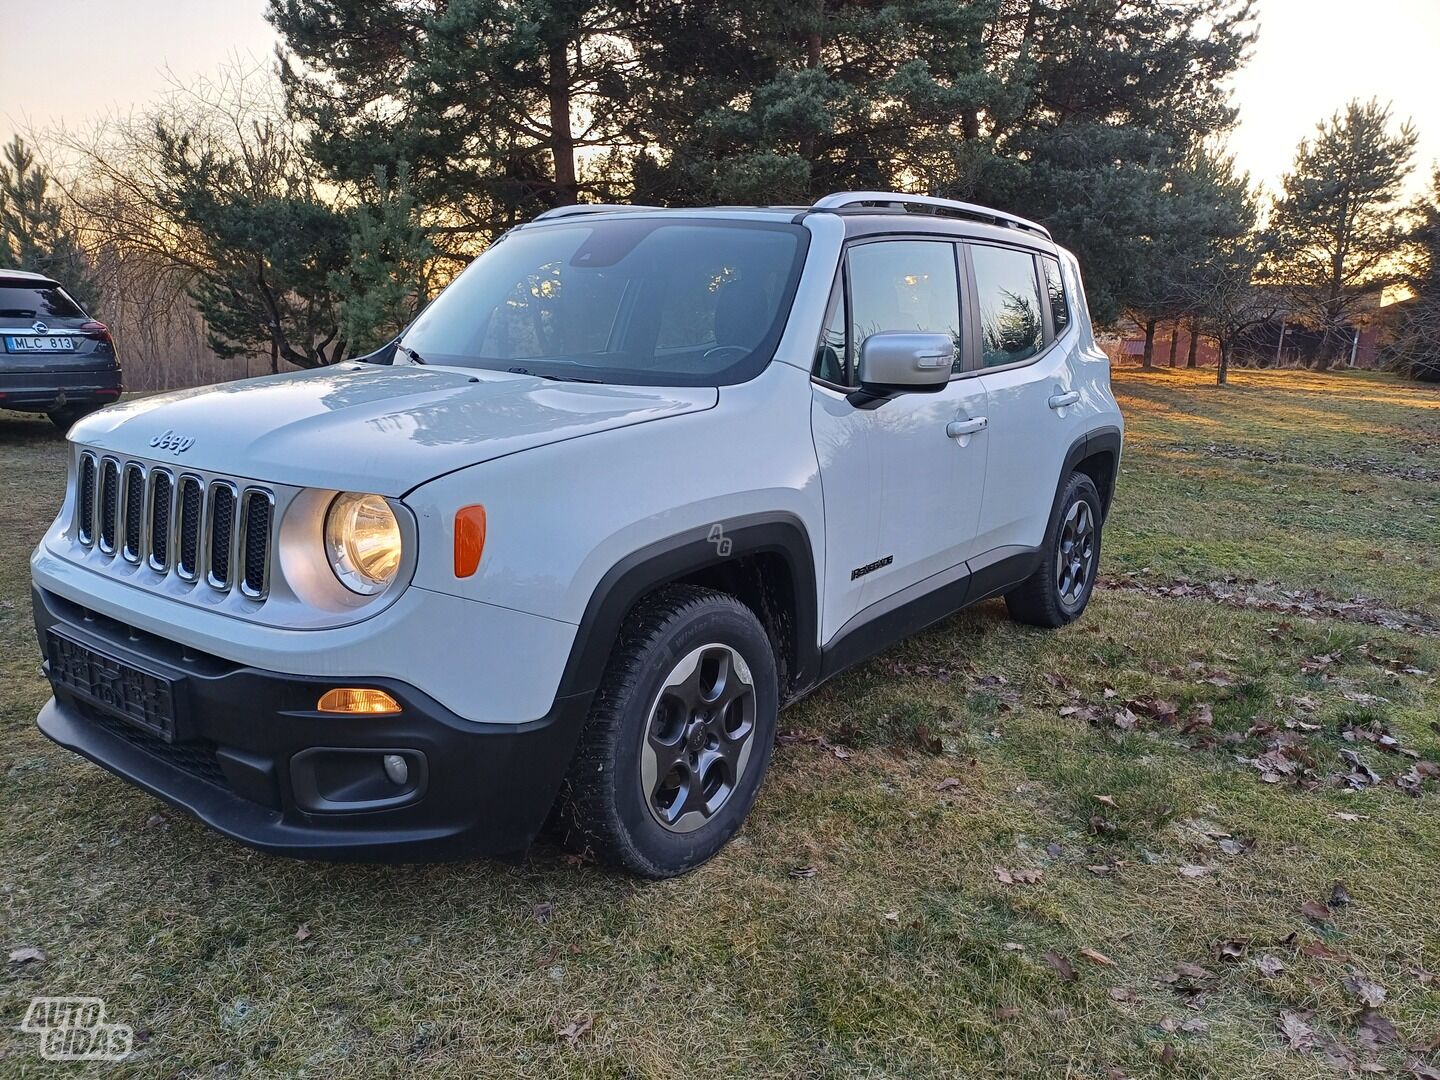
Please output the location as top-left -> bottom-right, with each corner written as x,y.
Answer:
8,946 -> 46,964
1003,942 -> 1026,952
1255,954 -> 1285,978
1214,938 -> 1248,961
1094,794 -> 1118,808
1356,1009 -> 1398,1051
882,911 -> 900,922
934,777 -> 963,791
1343,974 -> 1387,1009
1329,882 -> 1353,907
1080,947 -> 1116,967
555,1015 -> 593,1044
1179,864 -> 1219,879
789,866 -> 818,879
1109,987 -> 1134,1002
1280,1009 -> 1316,1050
994,866 -> 1043,886
995,1005 -> 1021,1021
1300,941 -> 1345,962
1298,899 -> 1332,922
294,923 -> 311,942
1044,951 -> 1077,981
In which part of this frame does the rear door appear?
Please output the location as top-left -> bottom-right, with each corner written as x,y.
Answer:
966,244 -> 1084,556
0,278 -> 113,371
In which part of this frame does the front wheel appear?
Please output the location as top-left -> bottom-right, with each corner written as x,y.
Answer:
554,585 -> 779,878
1005,472 -> 1103,628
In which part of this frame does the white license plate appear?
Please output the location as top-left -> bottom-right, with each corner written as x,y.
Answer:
5,335 -> 76,352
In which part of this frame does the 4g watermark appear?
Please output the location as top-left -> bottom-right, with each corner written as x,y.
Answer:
21,997 -> 133,1062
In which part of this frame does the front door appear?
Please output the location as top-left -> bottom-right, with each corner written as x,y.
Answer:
810,237 -> 989,643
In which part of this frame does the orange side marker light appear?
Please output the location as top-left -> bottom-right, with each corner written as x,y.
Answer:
454,505 -> 487,578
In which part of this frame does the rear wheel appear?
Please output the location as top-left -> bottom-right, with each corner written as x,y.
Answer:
554,585 -> 779,878
1005,472 -> 1103,628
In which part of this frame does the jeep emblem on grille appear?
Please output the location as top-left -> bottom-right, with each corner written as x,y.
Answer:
149,429 -> 195,455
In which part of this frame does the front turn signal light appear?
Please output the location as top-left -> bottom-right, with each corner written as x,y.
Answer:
454,505 -> 487,578
317,688 -> 402,715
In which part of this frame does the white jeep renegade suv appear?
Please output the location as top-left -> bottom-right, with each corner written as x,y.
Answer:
31,192 -> 1122,877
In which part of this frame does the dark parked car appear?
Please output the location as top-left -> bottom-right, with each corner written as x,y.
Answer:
0,269 -> 122,429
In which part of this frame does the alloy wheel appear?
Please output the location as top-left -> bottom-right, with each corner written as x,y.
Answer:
1056,498 -> 1096,607
640,643 -> 758,833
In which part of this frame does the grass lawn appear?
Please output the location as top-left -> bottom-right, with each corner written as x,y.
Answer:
2,367 -> 1439,1078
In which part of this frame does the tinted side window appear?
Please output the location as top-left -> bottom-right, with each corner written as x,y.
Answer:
813,277 -> 848,385
848,240 -> 961,372
971,245 -> 1043,368
1041,256 -> 1070,337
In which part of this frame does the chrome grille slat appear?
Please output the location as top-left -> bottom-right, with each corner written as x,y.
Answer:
177,475 -> 203,581
67,448 -> 274,602
76,452 -> 97,545
239,490 -> 274,599
147,470 -> 174,571
206,482 -> 238,590
98,458 -> 120,554
122,463 -> 146,562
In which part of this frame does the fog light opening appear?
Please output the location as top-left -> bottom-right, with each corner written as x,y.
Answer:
382,753 -> 410,786
317,688 -> 402,715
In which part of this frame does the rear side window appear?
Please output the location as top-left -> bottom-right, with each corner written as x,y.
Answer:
1041,256 -> 1070,336
0,283 -> 85,321
848,240 -> 962,373
970,245 -> 1043,368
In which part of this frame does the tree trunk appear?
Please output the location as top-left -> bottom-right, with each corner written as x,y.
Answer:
1167,325 -> 1180,367
270,339 -> 278,375
1217,341 -> 1230,385
547,39 -> 577,205
1187,321 -> 1199,368
1141,319 -> 1157,369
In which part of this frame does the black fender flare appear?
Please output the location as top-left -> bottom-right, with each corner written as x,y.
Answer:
1054,425 -> 1122,524
552,512 -> 820,703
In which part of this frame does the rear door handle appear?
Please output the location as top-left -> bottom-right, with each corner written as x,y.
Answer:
1048,390 -> 1080,409
946,416 -> 988,438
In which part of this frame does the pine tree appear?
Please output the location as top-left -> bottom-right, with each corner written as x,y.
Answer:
0,136 -> 102,309
1381,170 -> 1440,382
1265,99 -> 1417,370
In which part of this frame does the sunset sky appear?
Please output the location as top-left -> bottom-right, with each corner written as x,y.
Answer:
2,0 -> 1438,196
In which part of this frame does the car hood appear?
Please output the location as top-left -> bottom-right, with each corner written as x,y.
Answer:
71,364 -> 718,496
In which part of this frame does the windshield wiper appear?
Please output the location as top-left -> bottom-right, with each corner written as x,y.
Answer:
396,343 -> 427,365
507,365 -> 603,384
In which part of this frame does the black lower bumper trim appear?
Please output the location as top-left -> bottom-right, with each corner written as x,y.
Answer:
33,587 -> 592,862
1,367 -> 123,411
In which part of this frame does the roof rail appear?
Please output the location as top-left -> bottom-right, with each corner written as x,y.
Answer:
532,203 -> 661,222
810,191 -> 1051,239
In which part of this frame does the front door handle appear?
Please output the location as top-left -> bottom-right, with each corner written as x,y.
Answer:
946,416 -> 988,438
1048,390 -> 1080,409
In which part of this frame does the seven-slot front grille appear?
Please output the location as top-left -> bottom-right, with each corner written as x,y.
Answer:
74,450 -> 275,599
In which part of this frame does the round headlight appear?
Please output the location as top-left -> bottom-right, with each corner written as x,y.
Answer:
325,493 -> 403,595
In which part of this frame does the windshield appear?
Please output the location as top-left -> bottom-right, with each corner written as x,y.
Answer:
398,218 -> 808,386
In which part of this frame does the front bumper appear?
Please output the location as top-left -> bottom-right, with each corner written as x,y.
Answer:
32,587 -> 591,862
1,367 -> 122,411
